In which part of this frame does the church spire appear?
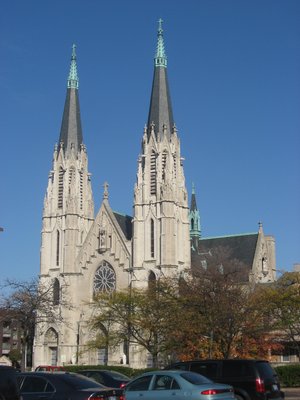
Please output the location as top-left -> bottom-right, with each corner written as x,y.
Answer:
147,19 -> 174,140
189,183 -> 201,240
58,44 -> 83,157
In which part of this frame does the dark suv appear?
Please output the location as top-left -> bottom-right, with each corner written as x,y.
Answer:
0,365 -> 21,400
166,359 -> 284,400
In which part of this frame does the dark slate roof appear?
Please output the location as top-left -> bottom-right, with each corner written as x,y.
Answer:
147,66 -> 174,140
192,233 -> 259,279
113,212 -> 133,240
58,87 -> 83,156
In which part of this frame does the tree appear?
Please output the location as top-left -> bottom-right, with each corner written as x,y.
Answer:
89,279 -> 180,367
8,349 -> 22,369
255,272 -> 300,358
0,278 -> 69,371
177,246 -> 268,359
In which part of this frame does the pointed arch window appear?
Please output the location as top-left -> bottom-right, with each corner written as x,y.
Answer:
173,154 -> 177,178
68,167 -> 75,195
191,218 -> 194,230
58,167 -> 64,208
79,170 -> 83,210
148,270 -> 156,291
56,230 -> 60,266
162,151 -> 167,179
150,218 -> 155,258
69,167 -> 75,184
150,151 -> 156,195
53,278 -> 60,306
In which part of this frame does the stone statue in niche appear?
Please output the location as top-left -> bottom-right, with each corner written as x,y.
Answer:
262,256 -> 268,275
98,217 -> 107,254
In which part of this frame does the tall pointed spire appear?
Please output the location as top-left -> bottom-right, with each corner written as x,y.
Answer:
189,183 -> 201,240
58,44 -> 83,156
147,19 -> 174,140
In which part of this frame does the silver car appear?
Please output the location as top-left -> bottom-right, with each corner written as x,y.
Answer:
124,370 -> 235,400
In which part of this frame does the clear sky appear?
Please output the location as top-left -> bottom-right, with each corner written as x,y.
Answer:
0,0 -> 299,282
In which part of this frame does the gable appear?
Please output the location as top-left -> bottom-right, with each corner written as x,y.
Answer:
76,200 -> 132,271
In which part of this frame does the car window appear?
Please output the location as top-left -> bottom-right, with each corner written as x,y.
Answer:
106,371 -> 129,379
153,375 -> 180,390
255,362 -> 277,379
45,382 -> 55,392
180,372 -> 212,384
90,372 -> 105,384
126,375 -> 152,391
222,361 -> 253,378
21,376 -> 48,392
170,363 -> 188,371
190,362 -> 218,379
61,374 -> 104,389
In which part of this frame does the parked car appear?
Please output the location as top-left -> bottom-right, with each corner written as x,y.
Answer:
165,359 -> 284,400
77,369 -> 130,388
124,370 -> 234,400
0,365 -> 21,400
17,371 -> 124,400
35,365 -> 65,372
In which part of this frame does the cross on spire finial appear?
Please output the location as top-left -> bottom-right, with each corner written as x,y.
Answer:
155,18 -> 167,68
158,18 -> 163,33
103,181 -> 109,200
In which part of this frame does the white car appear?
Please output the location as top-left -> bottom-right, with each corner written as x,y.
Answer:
124,370 -> 235,400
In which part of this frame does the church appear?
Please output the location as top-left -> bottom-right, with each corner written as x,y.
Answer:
33,21 -> 277,368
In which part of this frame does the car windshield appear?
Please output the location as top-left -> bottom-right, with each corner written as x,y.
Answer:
180,372 -> 213,384
60,374 -> 105,389
106,371 -> 129,379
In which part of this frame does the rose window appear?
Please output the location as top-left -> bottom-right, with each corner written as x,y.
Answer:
94,261 -> 116,293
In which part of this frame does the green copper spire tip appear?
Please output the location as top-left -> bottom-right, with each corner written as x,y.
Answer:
155,18 -> 167,68
67,43 -> 79,89
192,182 -> 195,194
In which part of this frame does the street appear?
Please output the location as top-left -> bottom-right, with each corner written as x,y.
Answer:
283,387 -> 300,400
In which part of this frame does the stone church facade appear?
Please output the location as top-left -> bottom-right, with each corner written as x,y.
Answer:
33,22 -> 276,368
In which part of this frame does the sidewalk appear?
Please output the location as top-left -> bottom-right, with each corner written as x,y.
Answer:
283,387 -> 300,399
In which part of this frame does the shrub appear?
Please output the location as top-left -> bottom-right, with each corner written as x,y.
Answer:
275,364 -> 300,387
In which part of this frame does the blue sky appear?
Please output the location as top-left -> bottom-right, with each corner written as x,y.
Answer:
0,0 -> 299,281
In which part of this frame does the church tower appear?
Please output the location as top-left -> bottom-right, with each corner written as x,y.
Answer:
189,183 -> 201,248
132,20 -> 191,285
40,44 -> 94,277
35,45 -> 94,367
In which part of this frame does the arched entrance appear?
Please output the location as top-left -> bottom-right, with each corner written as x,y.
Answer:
44,328 -> 58,365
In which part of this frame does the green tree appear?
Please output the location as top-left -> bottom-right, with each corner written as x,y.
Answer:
257,272 -> 300,357
90,279 -> 180,367
8,349 -> 22,369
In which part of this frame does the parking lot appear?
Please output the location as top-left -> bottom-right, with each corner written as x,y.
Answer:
283,387 -> 300,399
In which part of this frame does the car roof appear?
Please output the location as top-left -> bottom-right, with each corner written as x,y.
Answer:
19,371 -> 105,383
79,369 -> 127,374
140,370 -> 186,376
19,371 -> 82,378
